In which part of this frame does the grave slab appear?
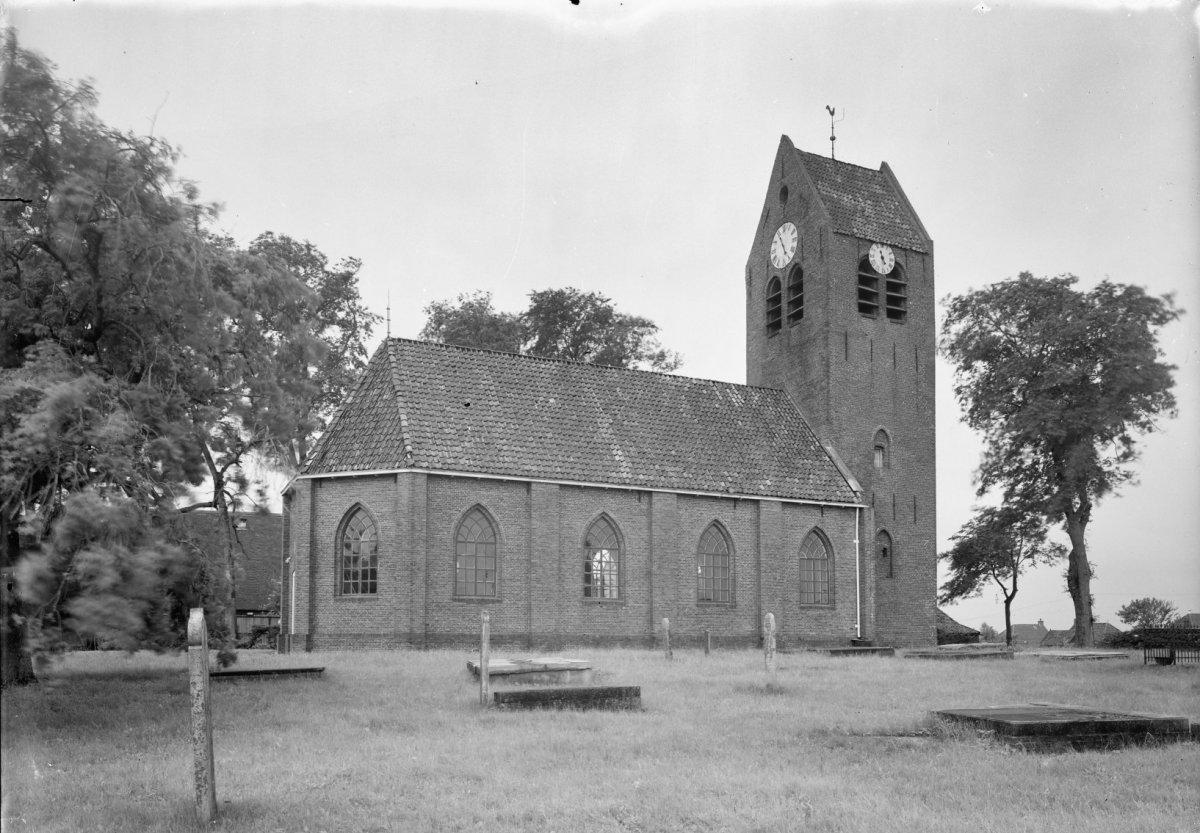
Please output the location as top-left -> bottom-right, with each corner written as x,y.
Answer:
211,666 -> 325,680
936,702 -> 1193,750
821,646 -> 895,657
905,645 -> 1013,660
467,656 -> 594,685
491,685 -> 641,711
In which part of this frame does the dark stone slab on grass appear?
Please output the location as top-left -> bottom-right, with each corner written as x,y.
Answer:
492,685 -> 641,711
211,666 -> 325,680
821,646 -> 895,657
936,703 -> 1193,750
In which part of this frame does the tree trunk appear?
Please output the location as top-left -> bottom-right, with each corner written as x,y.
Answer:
1064,512 -> 1094,647
1004,598 -> 1013,647
1,518 -> 37,686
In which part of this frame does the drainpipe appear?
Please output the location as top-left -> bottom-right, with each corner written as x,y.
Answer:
854,506 -> 862,639
289,568 -> 296,650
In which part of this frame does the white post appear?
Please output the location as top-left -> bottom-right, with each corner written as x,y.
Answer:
187,608 -> 216,824
480,610 -> 491,707
764,612 -> 777,682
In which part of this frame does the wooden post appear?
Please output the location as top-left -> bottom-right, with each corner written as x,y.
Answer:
704,628 -> 711,656
479,610 -> 491,707
663,617 -> 673,660
763,612 -> 777,682
187,608 -> 216,824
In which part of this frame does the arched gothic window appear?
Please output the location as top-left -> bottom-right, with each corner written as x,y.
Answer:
799,529 -> 833,606
455,506 -> 498,597
873,428 -> 891,469
583,516 -> 621,600
786,265 -> 804,324
884,263 -> 907,322
697,522 -> 733,604
765,277 -> 782,335
337,506 -> 378,595
876,529 -> 894,579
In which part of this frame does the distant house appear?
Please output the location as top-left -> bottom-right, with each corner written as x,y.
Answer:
176,510 -> 282,634
1040,622 -> 1123,647
936,609 -> 980,645
1179,613 -> 1200,628
1005,619 -> 1049,648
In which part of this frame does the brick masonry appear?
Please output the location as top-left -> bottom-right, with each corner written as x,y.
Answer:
746,136 -> 937,647
283,472 -> 869,650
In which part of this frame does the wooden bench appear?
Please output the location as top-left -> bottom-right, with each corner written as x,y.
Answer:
1141,628 -> 1200,666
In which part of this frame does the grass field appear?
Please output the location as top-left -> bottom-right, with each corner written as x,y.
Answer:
2,647 -> 1198,833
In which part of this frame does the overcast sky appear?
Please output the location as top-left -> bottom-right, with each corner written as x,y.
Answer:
8,0 -> 1199,632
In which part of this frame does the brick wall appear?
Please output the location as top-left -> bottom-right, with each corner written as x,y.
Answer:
745,138 -> 936,647
285,472 -> 872,650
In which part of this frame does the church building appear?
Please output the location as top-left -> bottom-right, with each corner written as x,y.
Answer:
280,135 -> 936,651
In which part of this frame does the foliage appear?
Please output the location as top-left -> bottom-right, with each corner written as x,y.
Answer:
941,272 -> 1180,645
1115,597 -> 1179,631
0,35 -> 373,682
420,287 -> 681,371
420,290 -> 522,354
977,622 -> 999,642
939,504 -> 1066,645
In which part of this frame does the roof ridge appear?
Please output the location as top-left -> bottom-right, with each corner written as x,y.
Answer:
388,337 -> 790,393
797,149 -> 885,175
385,339 -> 416,467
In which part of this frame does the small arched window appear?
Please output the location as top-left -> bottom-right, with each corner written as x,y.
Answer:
583,516 -> 621,600
455,506 -> 498,597
337,506 -> 378,595
876,529 -> 894,579
799,529 -> 833,606
697,522 -> 733,604
765,277 -> 782,335
873,428 -> 891,469
786,265 -> 804,325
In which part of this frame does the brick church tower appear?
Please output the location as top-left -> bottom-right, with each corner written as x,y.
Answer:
746,135 -> 936,646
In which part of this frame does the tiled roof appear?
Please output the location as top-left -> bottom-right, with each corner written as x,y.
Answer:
304,339 -> 860,504
796,150 -> 929,253
936,608 -> 979,636
174,511 -> 281,611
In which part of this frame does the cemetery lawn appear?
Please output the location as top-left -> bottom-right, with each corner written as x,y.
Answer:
2,649 -> 1198,833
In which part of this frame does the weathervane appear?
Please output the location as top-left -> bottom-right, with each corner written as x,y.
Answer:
386,290 -> 391,338
825,105 -> 844,160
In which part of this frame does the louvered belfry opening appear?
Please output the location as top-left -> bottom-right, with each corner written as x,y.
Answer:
766,276 -> 783,334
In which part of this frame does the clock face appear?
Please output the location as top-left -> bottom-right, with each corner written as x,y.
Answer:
868,243 -> 895,275
770,222 -> 798,269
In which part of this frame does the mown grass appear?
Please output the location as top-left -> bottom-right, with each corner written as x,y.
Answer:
3,648 -> 1198,833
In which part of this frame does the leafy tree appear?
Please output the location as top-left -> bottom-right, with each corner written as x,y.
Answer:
939,504 -> 1066,646
523,288 -> 681,371
420,287 -> 681,371
1116,597 -> 1179,631
0,36 -> 374,683
977,622 -> 999,642
941,273 -> 1180,646
420,290 -> 522,354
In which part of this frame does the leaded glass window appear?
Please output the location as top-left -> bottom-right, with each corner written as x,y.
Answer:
455,507 -> 497,597
337,506 -> 378,595
583,516 -> 621,600
766,277 -> 782,335
697,523 -> 733,604
799,529 -> 833,606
